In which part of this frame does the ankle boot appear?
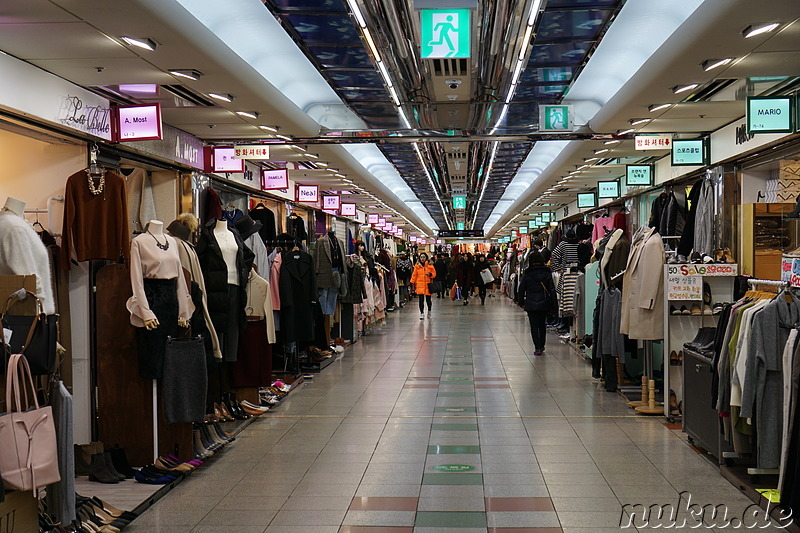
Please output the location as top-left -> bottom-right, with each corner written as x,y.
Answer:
108,447 -> 135,479
88,454 -> 120,484
103,452 -> 126,481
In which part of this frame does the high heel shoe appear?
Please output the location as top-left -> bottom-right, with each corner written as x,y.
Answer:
217,402 -> 235,421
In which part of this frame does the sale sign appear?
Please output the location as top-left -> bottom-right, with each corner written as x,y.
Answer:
296,185 -> 319,203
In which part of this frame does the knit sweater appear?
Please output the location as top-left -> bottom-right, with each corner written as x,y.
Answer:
0,211 -> 56,314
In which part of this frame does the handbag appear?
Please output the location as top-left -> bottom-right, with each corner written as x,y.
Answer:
1,291 -> 59,375
449,283 -> 458,301
429,281 -> 442,294
480,268 -> 495,285
0,353 -> 60,492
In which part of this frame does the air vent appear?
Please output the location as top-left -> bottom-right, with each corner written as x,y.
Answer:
162,85 -> 215,107
431,58 -> 469,77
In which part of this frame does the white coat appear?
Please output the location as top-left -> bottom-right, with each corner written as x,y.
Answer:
620,227 -> 665,341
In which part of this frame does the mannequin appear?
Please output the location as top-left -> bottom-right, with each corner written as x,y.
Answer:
127,219 -> 193,378
215,219 -> 239,286
0,196 -> 56,314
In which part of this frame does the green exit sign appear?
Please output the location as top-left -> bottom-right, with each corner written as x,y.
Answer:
453,196 -> 467,210
420,9 -> 471,59
539,104 -> 573,132
457,222 -> 465,230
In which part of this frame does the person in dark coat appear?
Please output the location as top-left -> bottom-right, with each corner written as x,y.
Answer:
455,253 -> 474,305
517,251 -> 558,355
433,253 -> 449,299
473,254 -> 491,305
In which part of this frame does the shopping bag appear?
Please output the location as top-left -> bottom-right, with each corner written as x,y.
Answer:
449,283 -> 458,301
0,353 -> 60,492
429,281 -> 442,294
480,268 -> 495,285
456,286 -> 462,300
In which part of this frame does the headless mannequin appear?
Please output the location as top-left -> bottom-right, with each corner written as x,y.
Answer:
143,220 -> 189,331
214,219 -> 239,286
2,197 -> 25,217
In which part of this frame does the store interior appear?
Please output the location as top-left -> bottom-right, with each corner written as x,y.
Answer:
2,0 -> 800,531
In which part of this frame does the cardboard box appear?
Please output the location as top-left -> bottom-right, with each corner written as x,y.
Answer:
0,490 -> 38,533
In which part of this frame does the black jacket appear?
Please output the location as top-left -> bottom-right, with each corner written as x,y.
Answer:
518,266 -> 557,313
279,249 -> 318,342
677,179 -> 703,256
249,204 -> 276,243
473,260 -> 491,286
196,219 -> 254,333
434,259 -> 449,282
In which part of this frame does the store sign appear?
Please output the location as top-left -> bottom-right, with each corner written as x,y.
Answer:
541,212 -> 551,223
535,216 -> 543,226
322,195 -> 340,210
296,184 -> 319,203
261,169 -> 289,190
577,192 -> 597,209
123,124 -> 203,170
233,145 -> 270,160
626,165 -> 653,186
212,147 -> 245,173
672,139 -> 708,166
341,203 -> 357,217
666,264 -> 738,277
420,9 -> 471,59
368,214 -> 379,224
452,196 -> 467,210
115,103 -> 162,141
377,217 -> 386,227
438,229 -> 484,238
747,96 -> 794,134
598,180 -> 620,199
385,222 -> 394,232
528,220 -> 536,229
410,236 -> 417,242
519,226 -> 528,234
667,274 -> 702,301
436,240 -> 443,244
457,222 -> 465,230
539,104 -> 573,132
634,134 -> 672,150
397,228 -> 403,237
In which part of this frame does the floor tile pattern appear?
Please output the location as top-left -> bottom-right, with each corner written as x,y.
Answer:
127,297 -> 772,532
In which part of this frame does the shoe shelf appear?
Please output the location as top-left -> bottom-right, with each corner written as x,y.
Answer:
300,352 -> 336,372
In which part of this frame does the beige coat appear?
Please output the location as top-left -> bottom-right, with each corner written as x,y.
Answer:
620,228 -> 665,340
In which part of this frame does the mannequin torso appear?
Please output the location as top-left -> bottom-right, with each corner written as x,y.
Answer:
214,219 -> 239,286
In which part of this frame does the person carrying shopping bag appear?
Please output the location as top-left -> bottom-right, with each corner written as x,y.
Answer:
517,251 -> 557,355
410,253 -> 436,319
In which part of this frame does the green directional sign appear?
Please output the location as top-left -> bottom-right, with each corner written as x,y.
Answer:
528,220 -> 536,229
453,196 -> 467,210
456,222 -> 465,230
540,104 -> 573,132
421,9 -> 471,59
433,464 -> 476,472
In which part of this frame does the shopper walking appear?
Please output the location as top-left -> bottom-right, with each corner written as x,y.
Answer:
473,254 -> 491,305
410,252 -> 436,319
447,253 -> 460,295
518,251 -> 557,355
455,253 -> 474,305
433,253 -> 449,299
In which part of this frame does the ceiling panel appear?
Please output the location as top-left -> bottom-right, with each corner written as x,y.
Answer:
0,22 -> 132,59
0,0 -> 79,23
29,57 -> 174,85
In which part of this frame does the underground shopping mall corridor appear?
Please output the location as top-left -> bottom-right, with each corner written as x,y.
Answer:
126,298 -> 767,533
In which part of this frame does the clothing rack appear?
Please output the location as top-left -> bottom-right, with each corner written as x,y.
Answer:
747,279 -> 788,289
24,195 -> 65,237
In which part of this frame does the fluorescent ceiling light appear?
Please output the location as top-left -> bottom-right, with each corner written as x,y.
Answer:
377,61 -> 393,88
345,0 -> 367,28
702,58 -> 734,71
236,111 -> 259,119
275,134 -> 292,141
604,140 -> 621,145
208,93 -> 234,103
617,128 -> 635,135
168,69 -> 202,80
121,36 -> 157,51
362,28 -> 381,63
388,86 -> 401,106
259,125 -> 278,132
518,24 -> 534,60
672,83 -> 699,94
648,103 -> 672,112
742,23 -> 779,38
305,153 -> 319,159
585,157 -> 598,162
594,149 -> 609,154
629,118 -> 650,125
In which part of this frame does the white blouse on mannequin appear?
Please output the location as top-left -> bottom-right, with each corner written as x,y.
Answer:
214,219 -> 239,285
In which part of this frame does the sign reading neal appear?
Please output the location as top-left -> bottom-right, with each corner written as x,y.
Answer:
296,185 -> 319,204
626,165 -> 653,186
341,203 -> 357,217
261,169 -> 288,190
116,104 -> 162,142
322,195 -> 340,211
747,96 -> 794,134
233,145 -> 270,160
452,196 -> 467,210
671,139 -> 708,166
577,192 -> 597,209
598,180 -> 620,199
539,104 -> 573,132
420,9 -> 471,59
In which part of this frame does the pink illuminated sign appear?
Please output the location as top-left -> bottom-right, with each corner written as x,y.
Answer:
341,203 -> 357,217
213,147 -> 245,173
261,169 -> 288,190
296,184 -> 319,204
323,195 -> 341,210
115,103 -> 162,142
377,217 -> 386,227
368,214 -> 379,224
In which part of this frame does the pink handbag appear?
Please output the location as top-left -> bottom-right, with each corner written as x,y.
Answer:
0,353 -> 60,492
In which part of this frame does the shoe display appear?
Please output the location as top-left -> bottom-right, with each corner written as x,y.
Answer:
102,451 -> 126,481
88,453 -> 120,484
108,447 -> 136,479
690,303 -> 702,316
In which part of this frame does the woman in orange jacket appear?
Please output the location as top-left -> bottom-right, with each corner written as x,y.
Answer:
410,252 -> 437,319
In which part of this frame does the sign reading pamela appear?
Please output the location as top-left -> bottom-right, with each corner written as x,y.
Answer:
115,104 -> 162,142
261,169 -> 288,190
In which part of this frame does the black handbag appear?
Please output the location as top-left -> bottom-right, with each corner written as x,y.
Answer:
1,291 -> 58,375
429,280 -> 443,294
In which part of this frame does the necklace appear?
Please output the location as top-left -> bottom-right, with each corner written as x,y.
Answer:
86,172 -> 105,196
148,231 -> 169,251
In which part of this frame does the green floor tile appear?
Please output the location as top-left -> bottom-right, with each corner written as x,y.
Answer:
427,445 -> 480,454
431,423 -> 478,431
422,473 -> 484,485
436,392 -> 475,397
440,371 -> 473,375
434,407 -> 477,414
442,377 -> 473,382
415,511 -> 487,528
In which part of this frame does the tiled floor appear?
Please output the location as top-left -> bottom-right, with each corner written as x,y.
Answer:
126,296 -> 779,532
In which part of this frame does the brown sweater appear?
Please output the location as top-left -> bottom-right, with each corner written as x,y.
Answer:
60,169 -> 130,269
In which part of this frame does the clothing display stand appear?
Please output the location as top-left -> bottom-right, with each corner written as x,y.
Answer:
634,341 -> 663,415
